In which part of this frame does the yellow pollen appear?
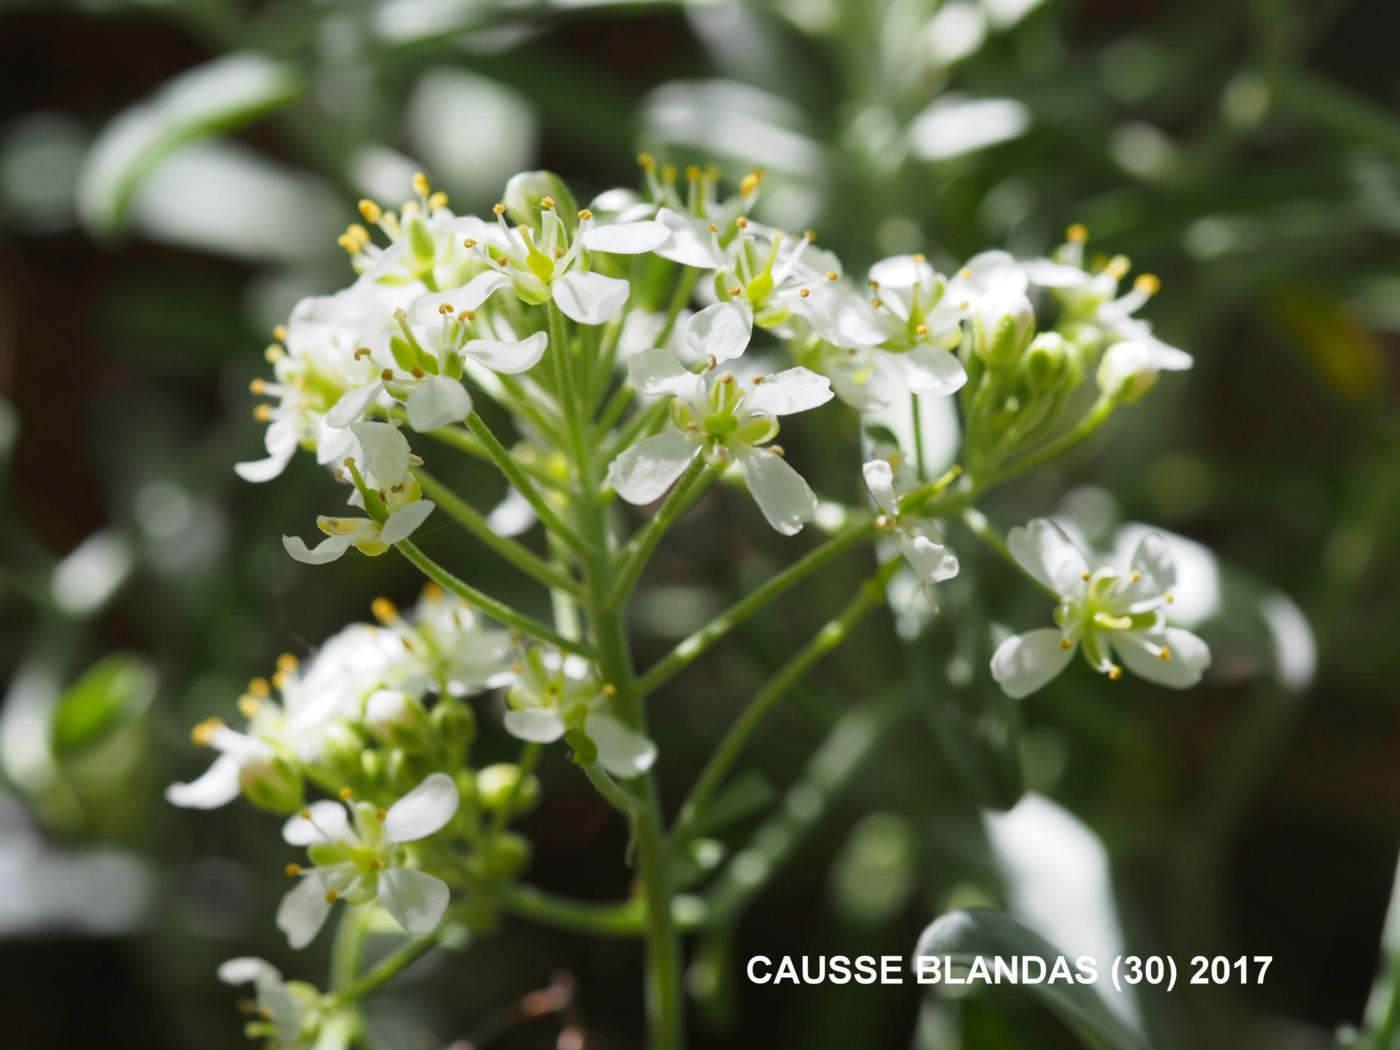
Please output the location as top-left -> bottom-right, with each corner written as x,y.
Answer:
1107,665 -> 1123,681
1159,646 -> 1173,662
376,808 -> 387,821
1066,223 -> 1088,244
735,216 -> 749,229
238,695 -> 260,718
358,199 -> 382,223
271,669 -> 289,691
354,346 -> 373,360
825,271 -> 838,281
1105,254 -> 1131,280
493,203 -> 506,215
423,581 -> 444,601
428,191 -> 448,211
380,368 -> 394,382
661,164 -> 677,182
284,863 -> 301,877
870,298 -> 883,308
248,677 -> 271,698
191,718 -> 223,746
412,172 -> 431,196
371,597 -> 398,623
368,858 -> 382,870
552,246 -> 564,259
707,223 -> 719,234
1134,273 -> 1161,295
577,208 -> 593,221
868,279 -> 879,289
273,325 -> 287,342
799,288 -> 810,298
249,378 -> 266,395
264,345 -> 284,363
739,172 -> 761,196
1059,639 -> 1073,651
300,808 -> 311,819
462,238 -> 477,249
602,683 -> 617,698
1165,592 -> 1175,604
958,267 -> 972,279
338,787 -> 353,801
685,165 -> 700,180
1130,570 -> 1142,583
325,889 -> 339,904
1081,571 -> 1091,582
539,196 -> 556,210
804,230 -> 816,241
728,286 -> 742,296
637,152 -> 656,171
438,303 -> 454,315
915,324 -> 928,335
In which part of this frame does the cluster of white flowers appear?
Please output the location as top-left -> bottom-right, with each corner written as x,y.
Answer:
199,160 -> 1216,1042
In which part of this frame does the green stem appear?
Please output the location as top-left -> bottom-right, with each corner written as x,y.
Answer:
396,540 -> 595,657
671,558 -> 899,846
580,758 -> 639,814
605,456 -> 714,608
655,267 -> 700,347
422,422 -> 559,486
329,906 -> 370,992
960,508 -> 1058,598
464,411 -> 585,552
990,395 -> 1117,487
413,468 -> 581,596
547,303 -> 591,486
325,929 -> 443,1008
498,883 -> 646,937
635,519 -> 876,697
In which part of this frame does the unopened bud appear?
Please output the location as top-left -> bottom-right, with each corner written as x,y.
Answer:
1097,341 -> 1159,403
239,756 -> 303,815
971,292 -> 1035,367
477,763 -> 541,818
364,689 -> 428,749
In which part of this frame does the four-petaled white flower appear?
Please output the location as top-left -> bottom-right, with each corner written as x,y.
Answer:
218,957 -> 332,1049
278,773 -> 459,948
863,459 -> 960,585
283,422 -> 435,565
990,518 -> 1210,698
609,306 -> 834,535
501,649 -> 657,779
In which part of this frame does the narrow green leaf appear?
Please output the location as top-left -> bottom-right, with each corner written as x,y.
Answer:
78,53 -> 303,233
50,653 -> 156,756
914,909 -> 1148,1050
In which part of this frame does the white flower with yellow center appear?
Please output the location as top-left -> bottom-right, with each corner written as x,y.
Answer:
863,458 -> 959,585
218,958 -> 344,1050
608,316 -> 834,536
283,422 -> 434,565
368,588 -> 515,698
277,774 -> 459,948
990,518 -> 1210,698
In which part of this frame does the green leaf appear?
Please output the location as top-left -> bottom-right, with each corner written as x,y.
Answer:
914,909 -> 1148,1050
78,53 -> 303,234
50,654 -> 156,756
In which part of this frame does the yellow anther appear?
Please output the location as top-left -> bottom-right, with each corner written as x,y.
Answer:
1134,273 -> 1161,295
249,378 -> 266,395
637,152 -> 656,171
739,171 -> 761,196
438,302 -> 454,315
423,581 -> 444,601
462,238 -> 477,249
1059,639 -> 1073,651
458,309 -> 475,322
401,201 -> 420,217
325,889 -> 339,904
248,677 -> 271,698
735,216 -> 749,229
273,325 -> 288,342
353,347 -> 373,361
1105,254 -> 1131,280
253,404 -> 273,422
1081,571 -> 1091,582
870,298 -> 883,309
868,279 -> 880,289
264,345 -> 284,364
358,199 -> 383,224
410,366 -> 424,379
510,661 -> 524,674
1159,646 -> 1173,662
577,209 -> 593,221
376,808 -> 387,821
912,253 -> 927,263
1107,665 -> 1123,681
769,445 -> 787,458
1129,570 -> 1142,583
271,669 -> 289,691
706,164 -> 720,180
1165,591 -> 1175,604
368,858 -> 382,870
191,718 -> 223,746
685,165 -> 701,180
959,267 -> 972,279
1066,223 -> 1088,244
804,229 -> 817,241
371,597 -> 398,623
493,203 -> 506,215
915,323 -> 928,336
412,172 -> 431,196
238,694 -> 260,718
338,787 -> 353,801
661,164 -> 677,182
284,863 -> 302,878
428,191 -> 448,211
380,368 -> 394,382
728,286 -> 743,296
825,271 -> 839,281
602,683 -> 617,698
707,223 -> 719,234
799,287 -> 810,298
280,656 -> 303,676
539,196 -> 556,210
300,808 -> 311,819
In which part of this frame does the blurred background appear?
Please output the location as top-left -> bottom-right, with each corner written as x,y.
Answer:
2,0 -> 1399,1047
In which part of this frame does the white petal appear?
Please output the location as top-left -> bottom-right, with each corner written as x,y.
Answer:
587,712 -> 657,779
235,420 -> 298,483
406,376 -> 473,432
745,367 -> 833,416
350,421 -> 410,484
606,431 -> 697,505
1007,518 -> 1089,595
1112,628 -> 1209,688
283,800 -> 351,845
1127,531 -> 1175,594
685,302 -> 752,364
582,220 -> 669,254
900,527 -> 960,583
869,254 -> 938,290
277,874 -> 335,949
218,957 -> 280,985
905,344 -> 968,397
990,628 -> 1075,699
503,708 -> 566,743
737,447 -> 817,536
1024,259 -> 1091,289
165,754 -> 243,809
627,347 -> 704,400
553,271 -> 629,325
411,272 -> 510,322
466,330 -> 548,374
379,500 -> 435,544
383,772 -> 459,843
377,868 -> 451,935
861,459 -> 900,515
487,489 -> 536,537
325,382 -> 384,428
653,207 -> 725,268
315,418 -> 357,466
283,533 -> 354,565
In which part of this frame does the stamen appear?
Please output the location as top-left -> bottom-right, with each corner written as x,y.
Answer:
428,191 -> 448,211
577,208 -> 593,221
358,199 -> 382,224
825,271 -> 838,281
1158,646 -> 1173,662
799,288 -> 810,298
380,368 -> 394,382
1066,223 -> 1088,244
372,597 -> 398,623
412,172 -> 431,197
285,863 -> 301,877
1059,639 -> 1073,651
248,677 -> 271,698
915,323 -> 928,335
325,889 -> 339,904
1134,273 -> 1161,295
739,171 -> 762,196
354,346 -> 373,360
1164,592 -> 1175,604
637,152 -> 656,172
368,858 -> 382,870
602,683 -> 617,698
376,808 -> 387,821
1080,571 -> 1091,581
272,325 -> 287,342
238,695 -> 260,718
249,378 -> 266,395
1107,665 -> 1123,681
1130,570 -> 1142,583
539,196 -> 555,210
191,717 -> 223,746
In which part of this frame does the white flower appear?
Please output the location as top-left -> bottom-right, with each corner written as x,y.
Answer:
218,958 -> 322,1048
629,158 -> 762,269
1097,339 -> 1191,403
861,254 -> 968,395
277,774 -> 459,948
369,588 -> 514,698
282,422 -> 435,565
990,519 -> 1211,698
945,249 -> 1029,310
863,458 -> 959,585
501,649 -> 656,779
608,338 -> 834,536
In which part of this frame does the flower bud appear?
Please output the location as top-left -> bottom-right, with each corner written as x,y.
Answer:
432,697 -> 476,763
971,292 -> 1035,367
503,171 -> 577,229
365,689 -> 428,749
1023,332 -> 1069,391
477,763 -> 541,819
238,755 -> 303,814
1097,341 -> 1158,403
485,831 -> 531,879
